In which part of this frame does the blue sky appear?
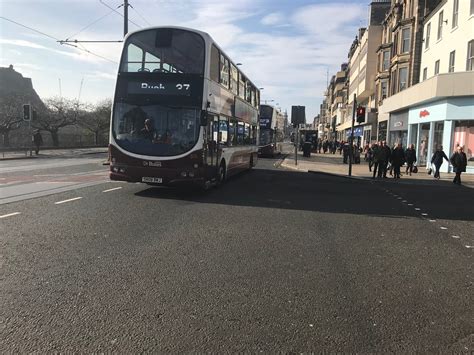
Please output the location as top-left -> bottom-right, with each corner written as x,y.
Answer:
0,0 -> 371,121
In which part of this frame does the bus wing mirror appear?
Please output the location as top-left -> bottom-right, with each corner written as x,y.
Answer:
200,111 -> 208,126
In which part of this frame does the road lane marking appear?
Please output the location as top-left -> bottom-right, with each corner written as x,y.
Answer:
429,219 -> 436,222
408,204 -> 414,206
54,197 -> 82,205
466,245 -> 474,249
402,200 -> 407,203
102,187 -> 122,193
440,227 -> 448,230
415,208 -> 421,211
451,236 -> 460,239
422,213 -> 428,216
0,212 -> 21,219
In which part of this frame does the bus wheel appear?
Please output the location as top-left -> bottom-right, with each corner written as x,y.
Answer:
217,162 -> 226,185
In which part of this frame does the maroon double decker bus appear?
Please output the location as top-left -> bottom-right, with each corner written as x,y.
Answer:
109,27 -> 260,189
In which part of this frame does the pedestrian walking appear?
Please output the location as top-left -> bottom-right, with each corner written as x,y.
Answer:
450,146 -> 467,185
367,143 -> 374,172
431,145 -> 449,179
391,143 -> 406,179
33,130 -> 43,155
405,144 -> 417,175
380,141 -> 391,178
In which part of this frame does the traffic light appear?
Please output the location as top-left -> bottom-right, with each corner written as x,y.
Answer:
356,106 -> 365,123
23,104 -> 31,121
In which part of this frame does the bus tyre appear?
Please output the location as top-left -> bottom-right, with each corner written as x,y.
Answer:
217,162 -> 226,185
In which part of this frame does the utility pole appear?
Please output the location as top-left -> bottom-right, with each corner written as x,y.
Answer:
349,94 -> 356,177
124,0 -> 129,37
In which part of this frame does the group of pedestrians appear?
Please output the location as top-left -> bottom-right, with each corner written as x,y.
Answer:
364,141 -> 468,184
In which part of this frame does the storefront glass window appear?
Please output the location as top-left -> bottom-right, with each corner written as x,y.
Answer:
418,123 -> 430,165
410,124 -> 418,148
452,120 -> 474,166
432,122 -> 444,154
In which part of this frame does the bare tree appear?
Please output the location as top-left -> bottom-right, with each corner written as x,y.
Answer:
33,97 -> 79,147
77,99 -> 111,145
0,93 -> 26,147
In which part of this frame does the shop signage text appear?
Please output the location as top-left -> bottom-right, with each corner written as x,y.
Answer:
419,110 -> 430,118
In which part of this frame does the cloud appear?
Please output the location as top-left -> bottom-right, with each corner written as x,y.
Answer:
0,39 -> 49,50
261,12 -> 285,26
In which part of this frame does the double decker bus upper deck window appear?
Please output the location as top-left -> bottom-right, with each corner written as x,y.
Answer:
121,29 -> 204,74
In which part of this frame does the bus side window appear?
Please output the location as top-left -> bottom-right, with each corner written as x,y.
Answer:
244,123 -> 250,145
219,119 -> 228,145
237,122 -> 244,145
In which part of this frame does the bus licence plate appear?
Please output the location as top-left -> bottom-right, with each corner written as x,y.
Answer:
142,177 -> 162,183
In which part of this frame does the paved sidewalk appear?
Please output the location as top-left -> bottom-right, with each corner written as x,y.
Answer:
0,147 -> 108,161
281,151 -> 474,188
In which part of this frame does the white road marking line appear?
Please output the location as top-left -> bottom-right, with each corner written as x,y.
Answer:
451,235 -> 460,239
54,197 -> 82,205
408,204 -> 414,206
422,213 -> 428,216
415,208 -> 421,211
465,245 -> 474,249
429,219 -> 437,222
0,212 -> 21,219
102,187 -> 122,193
397,197 -> 402,199
402,200 -> 407,203
440,227 -> 448,230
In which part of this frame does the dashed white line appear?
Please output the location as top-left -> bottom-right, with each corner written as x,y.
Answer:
402,200 -> 408,203
451,235 -> 460,239
440,227 -> 448,230
408,204 -> 414,206
54,197 -> 82,205
415,208 -> 421,211
0,212 -> 21,219
429,219 -> 437,222
102,187 -> 122,193
422,213 -> 428,216
466,245 -> 474,249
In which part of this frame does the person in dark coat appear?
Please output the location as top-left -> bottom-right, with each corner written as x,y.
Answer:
431,145 -> 449,179
405,143 -> 417,176
391,143 -> 406,178
381,141 -> 391,178
33,130 -> 43,155
342,142 -> 349,164
450,146 -> 468,185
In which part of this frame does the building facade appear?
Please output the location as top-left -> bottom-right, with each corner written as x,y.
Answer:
375,0 -> 441,142
379,0 -> 474,174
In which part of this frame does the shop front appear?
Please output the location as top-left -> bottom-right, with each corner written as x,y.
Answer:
345,126 -> 364,147
407,98 -> 474,173
388,110 -> 408,148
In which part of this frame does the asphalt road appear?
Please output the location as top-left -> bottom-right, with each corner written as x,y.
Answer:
1,154 -> 473,352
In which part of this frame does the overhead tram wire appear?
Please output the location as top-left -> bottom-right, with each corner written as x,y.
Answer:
0,16 -> 118,63
65,8 -> 116,41
129,3 -> 152,27
99,0 -> 142,29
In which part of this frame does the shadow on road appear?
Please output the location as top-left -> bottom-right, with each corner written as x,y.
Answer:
134,168 -> 474,222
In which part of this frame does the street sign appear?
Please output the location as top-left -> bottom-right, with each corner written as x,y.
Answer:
23,104 -> 31,121
291,106 -> 305,125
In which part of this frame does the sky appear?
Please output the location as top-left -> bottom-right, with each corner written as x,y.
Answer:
0,0 -> 372,121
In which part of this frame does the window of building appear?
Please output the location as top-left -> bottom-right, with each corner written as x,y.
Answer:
452,0 -> 459,28
423,67 -> 427,81
382,50 -> 390,70
381,80 -> 388,100
398,67 -> 408,91
437,11 -> 443,40
393,33 -> 399,56
390,70 -> 397,95
425,23 -> 431,49
402,28 -> 411,53
449,51 -> 455,72
467,40 -> 474,71
435,60 -> 440,75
